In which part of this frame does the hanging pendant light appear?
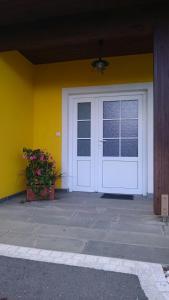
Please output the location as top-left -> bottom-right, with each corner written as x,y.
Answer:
91,57 -> 109,73
91,40 -> 109,74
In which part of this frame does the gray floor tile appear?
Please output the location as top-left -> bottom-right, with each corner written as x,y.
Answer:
83,240 -> 169,264
34,236 -> 86,252
64,215 -> 95,228
0,232 -> 36,248
74,211 -> 119,223
104,207 -> 154,216
164,224 -> 169,235
27,215 -> 70,226
105,229 -> 169,248
109,222 -> 163,235
0,192 -> 167,265
92,219 -> 115,230
118,214 -> 161,225
36,224 -> 107,241
0,220 -> 39,234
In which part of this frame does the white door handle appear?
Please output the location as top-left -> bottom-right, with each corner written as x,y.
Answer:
99,139 -> 108,142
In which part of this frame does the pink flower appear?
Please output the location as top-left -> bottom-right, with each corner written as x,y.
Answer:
40,155 -> 45,161
30,155 -> 36,160
36,169 -> 41,176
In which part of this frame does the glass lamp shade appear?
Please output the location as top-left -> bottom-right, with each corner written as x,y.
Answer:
91,57 -> 109,73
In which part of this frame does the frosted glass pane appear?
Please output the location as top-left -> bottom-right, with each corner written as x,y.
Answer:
121,119 -> 138,137
78,103 -> 91,120
77,139 -> 90,156
121,139 -> 138,157
121,100 -> 138,118
103,120 -> 119,138
103,101 -> 120,119
78,121 -> 90,138
103,139 -> 119,157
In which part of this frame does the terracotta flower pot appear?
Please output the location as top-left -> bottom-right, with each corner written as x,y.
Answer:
26,185 -> 55,201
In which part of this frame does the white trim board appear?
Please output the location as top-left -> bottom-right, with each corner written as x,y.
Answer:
62,83 -> 153,194
0,243 -> 167,300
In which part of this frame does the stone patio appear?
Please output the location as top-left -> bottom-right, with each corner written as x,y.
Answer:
0,192 -> 168,265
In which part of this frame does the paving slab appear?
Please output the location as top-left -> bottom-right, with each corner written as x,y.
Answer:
27,215 -> 71,226
63,214 -> 96,228
103,207 -> 154,216
0,232 -> 86,253
0,219 -> 40,234
83,240 -> 169,264
163,224 -> 169,235
36,224 -> 107,242
91,219 -> 116,229
105,229 -> 169,248
33,236 -> 86,252
30,207 -> 76,218
105,221 -> 163,234
0,192 -> 168,265
117,214 -> 155,223
0,232 -> 36,248
74,211 -> 120,221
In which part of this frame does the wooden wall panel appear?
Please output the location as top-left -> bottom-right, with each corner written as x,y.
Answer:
154,17 -> 169,214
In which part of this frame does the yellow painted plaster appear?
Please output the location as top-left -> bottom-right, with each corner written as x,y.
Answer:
33,54 -> 153,187
0,52 -> 153,197
0,51 -> 34,198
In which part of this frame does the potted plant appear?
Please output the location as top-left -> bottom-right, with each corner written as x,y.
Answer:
23,148 -> 58,201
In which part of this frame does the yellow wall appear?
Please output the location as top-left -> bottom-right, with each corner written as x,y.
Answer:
0,51 -> 34,198
33,54 -> 153,187
0,52 -> 153,197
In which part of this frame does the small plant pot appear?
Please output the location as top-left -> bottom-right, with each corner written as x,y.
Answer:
26,185 -> 55,201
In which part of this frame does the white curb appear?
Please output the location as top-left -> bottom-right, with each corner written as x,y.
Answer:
0,243 -> 168,300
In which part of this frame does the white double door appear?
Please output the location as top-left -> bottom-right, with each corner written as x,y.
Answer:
69,93 -> 145,195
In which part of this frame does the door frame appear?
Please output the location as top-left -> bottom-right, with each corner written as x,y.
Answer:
62,83 -> 153,194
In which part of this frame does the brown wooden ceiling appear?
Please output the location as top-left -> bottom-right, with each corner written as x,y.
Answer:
0,0 -> 168,64
0,0 -> 164,26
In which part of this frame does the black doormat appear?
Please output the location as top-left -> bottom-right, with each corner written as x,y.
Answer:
101,193 -> 134,200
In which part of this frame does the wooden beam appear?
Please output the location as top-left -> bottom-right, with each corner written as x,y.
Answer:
0,11 -> 153,52
20,35 -> 153,64
154,16 -> 169,215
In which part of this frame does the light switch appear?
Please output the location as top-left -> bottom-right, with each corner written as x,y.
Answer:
56,131 -> 61,137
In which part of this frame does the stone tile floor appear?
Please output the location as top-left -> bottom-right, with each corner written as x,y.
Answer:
0,191 -> 168,265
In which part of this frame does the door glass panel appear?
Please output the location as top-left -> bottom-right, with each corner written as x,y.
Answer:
77,102 -> 91,156
121,119 -> 138,138
78,103 -> 91,120
103,101 -> 120,119
121,100 -> 138,118
103,139 -> 119,157
102,99 -> 139,158
121,139 -> 138,157
77,139 -> 90,156
103,120 -> 119,138
78,121 -> 91,138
